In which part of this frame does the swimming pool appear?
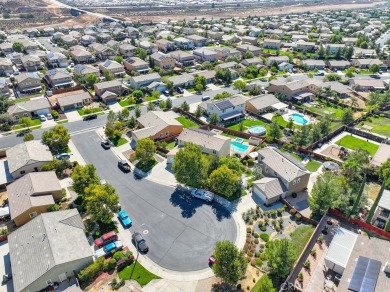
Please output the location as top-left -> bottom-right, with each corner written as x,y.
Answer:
248,126 -> 267,136
289,113 -> 308,125
231,141 -> 249,153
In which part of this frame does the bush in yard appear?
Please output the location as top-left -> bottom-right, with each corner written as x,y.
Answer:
311,248 -> 317,258
254,238 -> 259,244
295,213 -> 302,221
303,260 -> 311,271
78,257 -> 104,284
51,110 -> 59,120
255,258 -> 263,266
247,227 -> 251,233
113,250 -> 132,261
260,233 -> 269,242
254,233 -> 259,238
243,243 -> 249,252
275,224 -> 280,231
103,258 -> 117,271
247,252 -> 253,257
260,225 -> 267,232
260,243 -> 265,249
289,208 -> 297,215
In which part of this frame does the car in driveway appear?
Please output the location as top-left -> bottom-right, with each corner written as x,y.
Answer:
46,113 -> 53,120
190,189 -> 215,202
94,231 -> 118,247
40,115 -> 46,122
132,232 -> 149,253
83,114 -> 97,121
118,160 -> 131,172
95,240 -> 123,258
163,90 -> 170,96
118,210 -> 132,227
101,139 -> 111,150
55,153 -> 71,160
176,87 -> 184,94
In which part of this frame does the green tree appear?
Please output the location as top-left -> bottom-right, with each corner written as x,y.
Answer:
135,138 -> 155,164
19,117 -> 34,130
147,101 -> 155,111
266,238 -> 296,281
244,51 -> 254,59
311,124 -> 322,143
212,240 -> 247,285
319,114 -> 332,135
85,183 -> 120,223
134,105 -> 141,118
105,110 -> 117,138
341,107 -> 354,124
165,80 -> 174,91
104,70 -> 115,81
135,48 -> 148,60
194,105 -> 202,118
308,172 -> 341,219
369,63 -> 380,74
12,42 -> 24,53
113,56 -> 123,64
42,125 -> 70,154
378,158 -> 390,188
194,75 -> 207,88
85,73 -> 99,88
23,133 -> 34,142
166,98 -> 172,109
195,83 -> 204,93
172,143 -> 208,188
219,156 -> 245,175
209,165 -> 240,198
209,113 -> 219,125
71,164 -> 101,195
255,275 -> 275,292
345,66 -> 355,78
180,101 -> 190,111
232,80 -> 246,93
0,94 -> 14,114
132,90 -> 143,102
268,121 -> 282,140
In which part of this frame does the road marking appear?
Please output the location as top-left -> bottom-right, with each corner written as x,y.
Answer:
143,230 -> 149,235
70,125 -> 102,136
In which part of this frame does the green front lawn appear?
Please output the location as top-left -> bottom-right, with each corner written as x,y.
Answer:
135,157 -> 158,173
119,98 -> 136,107
305,160 -> 322,172
290,225 -> 315,257
357,116 -> 390,137
227,119 -> 267,131
335,135 -> 379,156
166,141 -> 176,150
358,70 -> 376,75
111,137 -> 128,147
14,97 -> 32,103
12,119 -> 42,130
176,116 -> 198,128
77,107 -> 102,116
145,96 -> 158,102
118,261 -> 160,286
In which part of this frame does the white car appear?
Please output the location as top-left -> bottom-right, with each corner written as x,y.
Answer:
39,115 -> 46,122
190,189 -> 215,202
46,113 -> 53,120
95,240 -> 123,258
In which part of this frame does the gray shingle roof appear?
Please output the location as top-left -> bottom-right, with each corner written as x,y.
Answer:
6,141 -> 53,174
134,111 -> 182,139
178,128 -> 230,152
246,94 -> 279,111
8,210 -> 93,292
57,92 -> 90,107
7,98 -> 50,115
253,177 -> 287,199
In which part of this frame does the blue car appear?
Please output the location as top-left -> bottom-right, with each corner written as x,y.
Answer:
118,210 -> 132,227
56,153 -> 71,160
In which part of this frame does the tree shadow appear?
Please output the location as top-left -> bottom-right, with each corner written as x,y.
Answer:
169,189 -> 232,221
211,282 -> 237,292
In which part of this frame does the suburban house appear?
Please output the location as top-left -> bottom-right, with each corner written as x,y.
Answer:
56,91 -> 91,111
0,78 -> 10,96
242,57 -> 263,67
6,141 -> 53,179
46,52 -> 68,68
326,44 -> 346,54
265,56 -> 289,66
241,36 -> 258,45
349,78 -> 385,92
299,59 -> 326,70
263,39 -> 282,50
14,72 -> 42,93
21,55 -> 42,72
89,43 -> 115,60
156,39 -> 175,53
296,40 -> 316,52
132,111 -> 183,142
268,79 -> 322,101
8,209 -> 94,292
123,57 -> 150,73
71,47 -> 94,64
170,50 -> 196,67
252,147 -> 310,205
193,48 -> 218,62
99,60 -> 125,77
236,44 -> 262,56
73,64 -> 100,77
350,58 -> 383,69
214,47 -> 241,61
150,52 -> 176,69
186,34 -> 207,47
166,73 -> 195,88
326,60 -> 351,71
129,72 -> 161,89
370,189 -> 390,230
119,44 -> 136,57
94,80 -> 125,97
173,37 -> 194,50
44,68 -> 73,89
139,40 -> 157,54
0,57 -> 14,75
177,128 -> 231,156
245,94 -> 286,114
7,171 -> 62,226
206,94 -> 247,126
353,48 -> 377,58
7,98 -> 51,120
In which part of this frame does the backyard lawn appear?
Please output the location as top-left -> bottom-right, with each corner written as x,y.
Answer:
303,100 -> 344,119
227,119 -> 267,131
272,115 -> 302,129
305,160 -> 322,172
357,116 -> 390,137
335,135 -> 379,156
77,107 -> 102,116
290,225 -> 315,257
118,261 -> 160,286
176,116 -> 198,128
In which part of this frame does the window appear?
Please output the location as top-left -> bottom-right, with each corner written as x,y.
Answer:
29,212 -> 38,218
20,170 -> 26,175
293,180 -> 296,185
297,178 -> 301,184
265,167 -> 268,173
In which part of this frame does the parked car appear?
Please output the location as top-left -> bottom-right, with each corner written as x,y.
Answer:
40,115 -> 46,122
163,90 -> 170,96
132,232 -> 149,253
118,210 -> 132,227
55,153 -> 71,160
176,87 -> 184,94
101,139 -> 111,150
83,114 -> 97,121
46,113 -> 53,120
95,240 -> 123,258
190,189 -> 215,202
118,160 -> 131,172
94,231 -> 118,247
201,96 -> 210,101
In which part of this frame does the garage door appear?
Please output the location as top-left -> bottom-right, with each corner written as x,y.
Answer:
36,108 -> 49,116
253,186 -> 267,203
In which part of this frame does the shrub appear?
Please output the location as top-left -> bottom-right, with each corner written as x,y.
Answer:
247,251 -> 253,257
84,219 -> 95,233
51,110 -> 59,120
243,243 -> 249,251
258,220 -> 264,227
246,227 -> 252,233
246,257 -> 251,262
275,224 -> 280,231
246,238 -> 251,244
260,225 -> 267,232
295,213 -> 302,221
113,250 -> 132,262
250,246 -> 256,253
78,257 -> 104,284
278,218 -> 284,225
103,258 -> 117,271
259,243 -> 265,249
303,260 -> 311,271
1,228 -> 8,235
260,233 -> 269,242
255,258 -> 263,266
254,232 -> 259,238
247,159 -> 254,166
47,204 -> 60,212
255,251 -> 261,258
254,238 -> 259,244
290,208 -> 297,215
265,241 -> 272,248
249,219 -> 254,225
311,248 -> 317,258
251,259 -> 256,266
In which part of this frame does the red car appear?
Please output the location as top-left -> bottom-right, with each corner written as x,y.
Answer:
94,231 -> 118,247
209,255 -> 216,265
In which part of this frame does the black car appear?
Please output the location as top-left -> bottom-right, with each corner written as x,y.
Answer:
132,232 -> 149,253
101,140 -> 111,150
83,114 -> 97,121
176,87 -> 184,94
118,160 -> 131,172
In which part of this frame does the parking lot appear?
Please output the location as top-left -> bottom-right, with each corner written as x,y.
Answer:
71,132 -> 237,272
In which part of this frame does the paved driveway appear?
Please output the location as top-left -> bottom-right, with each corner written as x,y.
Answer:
0,240 -> 13,291
72,132 -> 236,272
65,110 -> 82,122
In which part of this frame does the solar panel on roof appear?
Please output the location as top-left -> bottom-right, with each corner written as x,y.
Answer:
348,256 -> 381,292
216,100 -> 234,111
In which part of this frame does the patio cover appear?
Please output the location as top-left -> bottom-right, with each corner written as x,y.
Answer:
292,92 -> 314,101
220,111 -> 244,121
271,102 -> 288,110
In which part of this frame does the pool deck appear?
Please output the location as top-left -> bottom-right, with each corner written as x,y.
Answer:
230,141 -> 254,156
282,109 -> 315,125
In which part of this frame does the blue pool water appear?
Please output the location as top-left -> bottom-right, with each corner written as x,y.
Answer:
231,141 -> 249,153
289,113 -> 308,125
234,137 -> 244,143
248,126 -> 267,135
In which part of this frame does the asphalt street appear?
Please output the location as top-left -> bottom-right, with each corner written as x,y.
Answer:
71,132 -> 237,271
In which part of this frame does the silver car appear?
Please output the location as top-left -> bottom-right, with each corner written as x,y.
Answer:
190,189 -> 215,202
